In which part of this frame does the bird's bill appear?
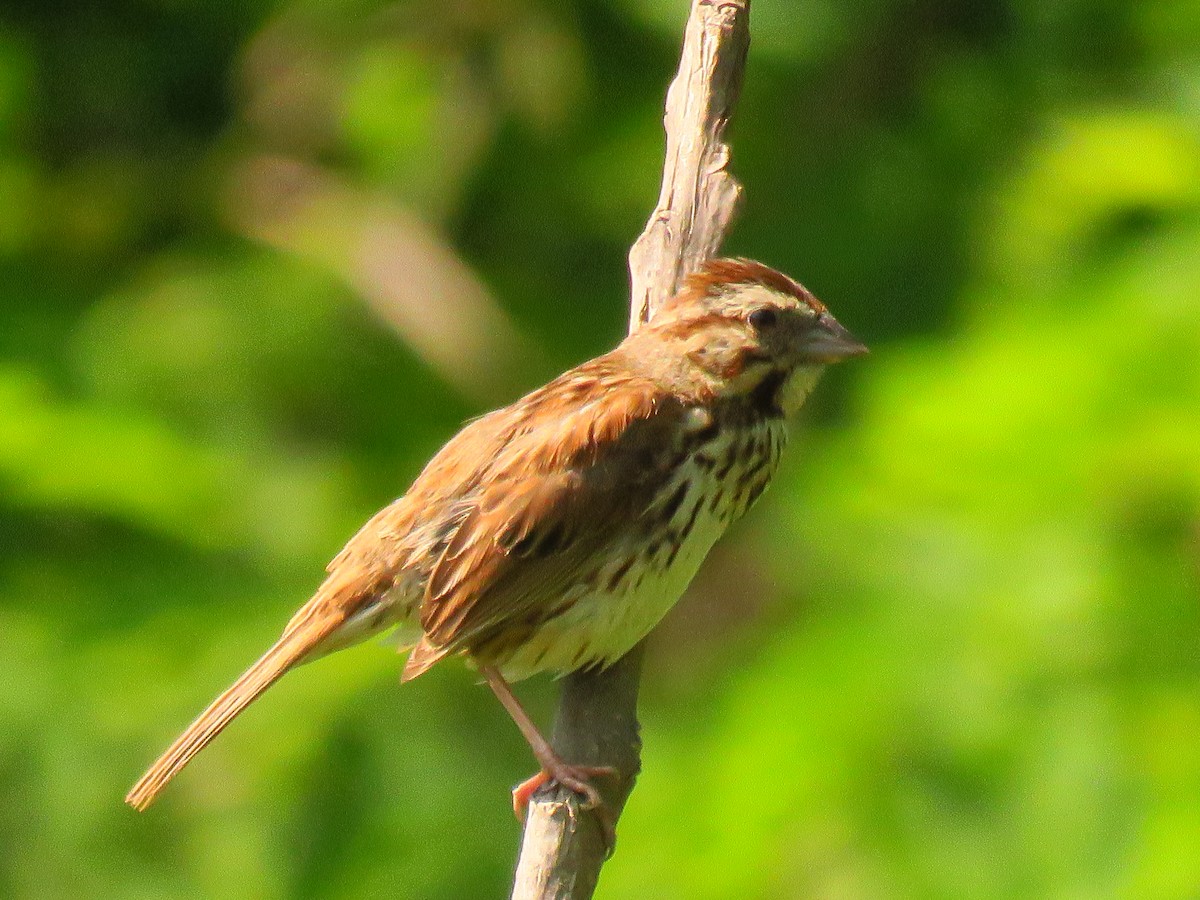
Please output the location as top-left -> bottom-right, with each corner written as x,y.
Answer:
799,314 -> 869,363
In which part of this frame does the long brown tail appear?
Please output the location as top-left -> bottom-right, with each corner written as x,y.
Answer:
125,612 -> 340,811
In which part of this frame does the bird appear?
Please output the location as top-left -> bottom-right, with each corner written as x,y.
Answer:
125,258 -> 866,827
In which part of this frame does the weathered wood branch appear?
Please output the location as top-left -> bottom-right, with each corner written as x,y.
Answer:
509,2 -> 751,898
628,0 -> 749,328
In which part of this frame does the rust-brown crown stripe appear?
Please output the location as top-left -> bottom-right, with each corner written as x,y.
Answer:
685,258 -> 827,313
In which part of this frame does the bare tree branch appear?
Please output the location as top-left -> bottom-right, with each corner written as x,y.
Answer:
510,3 -> 751,898
629,1 -> 750,327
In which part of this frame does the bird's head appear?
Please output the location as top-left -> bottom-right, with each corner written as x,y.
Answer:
635,258 -> 867,415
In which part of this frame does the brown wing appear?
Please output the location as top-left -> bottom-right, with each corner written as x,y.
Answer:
416,356 -> 684,660
300,399 -> 525,640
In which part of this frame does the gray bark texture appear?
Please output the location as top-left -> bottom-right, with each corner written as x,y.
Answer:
509,2 -> 751,898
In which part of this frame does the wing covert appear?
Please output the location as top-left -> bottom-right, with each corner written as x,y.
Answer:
418,360 -> 683,656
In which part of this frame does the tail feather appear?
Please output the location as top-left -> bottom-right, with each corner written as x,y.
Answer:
125,613 -> 339,812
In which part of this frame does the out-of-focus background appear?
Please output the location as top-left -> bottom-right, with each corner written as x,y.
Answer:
1,0 -> 1198,897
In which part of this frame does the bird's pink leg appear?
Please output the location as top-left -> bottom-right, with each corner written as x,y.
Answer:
480,665 -> 617,845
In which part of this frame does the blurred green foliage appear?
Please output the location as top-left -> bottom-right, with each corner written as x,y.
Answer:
0,0 -> 1197,897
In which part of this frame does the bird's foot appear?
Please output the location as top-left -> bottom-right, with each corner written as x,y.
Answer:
511,763 -> 615,818
512,762 -> 618,853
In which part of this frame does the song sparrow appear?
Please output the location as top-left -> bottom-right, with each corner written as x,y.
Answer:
125,258 -> 865,824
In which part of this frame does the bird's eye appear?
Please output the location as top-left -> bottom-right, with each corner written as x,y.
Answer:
748,308 -> 777,330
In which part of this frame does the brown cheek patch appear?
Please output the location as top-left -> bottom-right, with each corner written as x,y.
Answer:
721,353 -> 746,379
687,344 -> 746,379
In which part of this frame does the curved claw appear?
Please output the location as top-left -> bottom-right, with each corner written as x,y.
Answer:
512,770 -> 551,821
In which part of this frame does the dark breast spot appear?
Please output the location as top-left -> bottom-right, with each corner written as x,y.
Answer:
739,436 -> 757,464
664,526 -> 691,569
749,370 -> 787,417
743,480 -> 768,508
607,557 -> 635,592
691,419 -> 720,445
658,481 -> 689,521
741,454 -> 771,484
678,497 -> 703,543
715,452 -> 737,481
